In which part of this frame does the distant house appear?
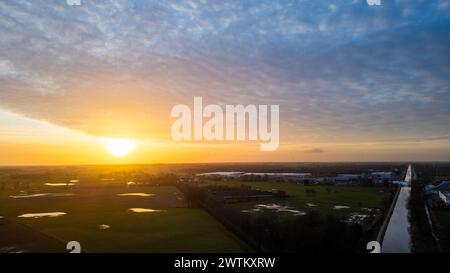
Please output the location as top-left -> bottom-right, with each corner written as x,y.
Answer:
196,172 -> 245,180
370,172 -> 395,183
425,181 -> 450,193
333,174 -> 361,183
195,172 -> 312,182
426,191 -> 450,208
391,180 -> 408,186
313,177 -> 330,184
424,181 -> 450,208
438,191 -> 450,207
241,173 -> 312,182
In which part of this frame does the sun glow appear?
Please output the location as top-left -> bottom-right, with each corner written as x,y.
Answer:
105,138 -> 136,157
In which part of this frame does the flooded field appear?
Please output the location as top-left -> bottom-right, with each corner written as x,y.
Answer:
0,163 -> 401,253
207,180 -> 387,224
0,183 -> 249,253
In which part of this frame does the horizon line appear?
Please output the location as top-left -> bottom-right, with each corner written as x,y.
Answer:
0,160 -> 449,168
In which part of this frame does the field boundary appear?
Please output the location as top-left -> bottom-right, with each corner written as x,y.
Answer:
176,185 -> 258,252
200,202 -> 259,252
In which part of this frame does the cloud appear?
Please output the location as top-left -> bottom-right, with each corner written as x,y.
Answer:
0,60 -> 16,77
0,0 -> 448,145
304,148 -> 325,153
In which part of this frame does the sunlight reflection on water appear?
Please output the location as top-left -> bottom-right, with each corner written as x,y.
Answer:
128,208 -> 162,213
117,193 -> 154,197
44,183 -> 75,187
98,224 -> 110,230
18,212 -> 66,218
9,193 -> 74,198
334,205 -> 351,209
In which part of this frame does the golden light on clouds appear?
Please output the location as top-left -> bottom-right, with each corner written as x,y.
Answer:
0,110 -> 449,165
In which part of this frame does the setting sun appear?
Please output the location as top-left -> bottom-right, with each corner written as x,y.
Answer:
105,138 -> 136,157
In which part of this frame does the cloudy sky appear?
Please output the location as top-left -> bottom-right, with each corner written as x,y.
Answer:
0,0 -> 449,164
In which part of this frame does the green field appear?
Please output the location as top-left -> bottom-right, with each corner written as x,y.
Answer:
0,184 -> 249,253
204,180 -> 390,220
0,175 -> 390,252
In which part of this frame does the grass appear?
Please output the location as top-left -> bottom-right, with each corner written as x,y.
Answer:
0,177 -> 390,252
0,220 -> 65,253
14,208 -> 248,253
0,184 -> 249,253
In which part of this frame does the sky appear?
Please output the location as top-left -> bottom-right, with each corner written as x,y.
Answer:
0,0 -> 450,165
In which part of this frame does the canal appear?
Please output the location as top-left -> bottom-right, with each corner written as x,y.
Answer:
381,186 -> 412,253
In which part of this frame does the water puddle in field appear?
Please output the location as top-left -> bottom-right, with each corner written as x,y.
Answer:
242,208 -> 262,213
128,208 -> 163,213
256,204 -> 284,210
44,183 -> 75,187
70,180 -> 80,183
98,224 -> 110,230
117,193 -> 154,197
18,212 -> 66,218
251,204 -> 306,216
334,205 -> 351,210
277,208 -> 307,216
0,247 -> 25,253
101,178 -> 115,181
127,181 -> 136,186
306,203 -> 317,207
9,193 -> 74,198
10,193 -> 47,198
174,192 -> 184,201
345,213 -> 369,224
